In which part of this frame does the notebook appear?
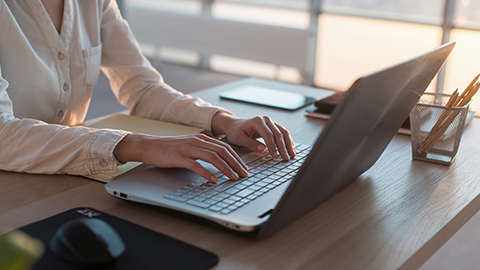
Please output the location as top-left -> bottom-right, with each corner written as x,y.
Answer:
105,42 -> 456,239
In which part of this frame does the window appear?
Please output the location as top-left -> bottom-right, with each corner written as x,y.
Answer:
126,0 -> 480,114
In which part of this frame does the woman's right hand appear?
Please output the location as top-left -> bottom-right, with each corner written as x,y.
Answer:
113,133 -> 249,183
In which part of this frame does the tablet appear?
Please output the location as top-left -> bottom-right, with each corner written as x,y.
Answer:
219,85 -> 316,110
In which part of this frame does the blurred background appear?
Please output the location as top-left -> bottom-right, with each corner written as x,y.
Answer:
89,1 -> 480,269
120,0 -> 480,114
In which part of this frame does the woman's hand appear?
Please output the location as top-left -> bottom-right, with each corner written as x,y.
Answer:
113,112 -> 295,183
113,133 -> 248,183
211,112 -> 296,161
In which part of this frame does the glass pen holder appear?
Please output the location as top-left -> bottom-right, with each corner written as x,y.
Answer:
410,93 -> 470,165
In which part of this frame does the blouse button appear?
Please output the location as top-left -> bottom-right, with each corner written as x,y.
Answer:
63,83 -> 69,91
57,110 -> 64,118
100,160 -> 108,167
58,52 -> 65,60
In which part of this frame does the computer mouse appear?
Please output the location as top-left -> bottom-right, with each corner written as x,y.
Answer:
49,218 -> 125,266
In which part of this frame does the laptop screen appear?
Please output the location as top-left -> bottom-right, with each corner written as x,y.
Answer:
258,42 -> 456,239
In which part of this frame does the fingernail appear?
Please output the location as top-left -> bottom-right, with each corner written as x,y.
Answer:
210,175 -> 218,183
241,170 -> 249,178
257,145 -> 266,152
230,173 -> 239,181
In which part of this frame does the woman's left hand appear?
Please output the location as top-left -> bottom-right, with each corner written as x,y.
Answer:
211,112 -> 296,161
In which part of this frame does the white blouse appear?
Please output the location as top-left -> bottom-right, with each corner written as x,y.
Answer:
0,0 -> 225,176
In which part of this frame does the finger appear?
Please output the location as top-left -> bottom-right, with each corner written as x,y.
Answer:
263,118 -> 289,160
167,146 -> 242,182
198,135 -> 248,171
193,149 -> 245,181
189,135 -> 248,174
230,123 -> 267,154
182,158 -> 219,183
275,123 -> 296,158
245,117 -> 278,159
184,136 -> 248,179
255,116 -> 286,160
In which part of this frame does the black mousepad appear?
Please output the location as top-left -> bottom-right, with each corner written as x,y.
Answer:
19,207 -> 219,270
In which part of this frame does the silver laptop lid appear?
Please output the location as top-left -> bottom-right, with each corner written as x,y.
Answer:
258,42 -> 456,239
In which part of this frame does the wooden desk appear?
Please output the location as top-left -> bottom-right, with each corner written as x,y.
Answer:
2,78 -> 480,270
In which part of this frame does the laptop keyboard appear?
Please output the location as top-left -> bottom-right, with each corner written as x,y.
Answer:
164,143 -> 311,215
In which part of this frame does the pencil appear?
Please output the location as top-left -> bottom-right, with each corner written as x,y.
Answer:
416,75 -> 479,155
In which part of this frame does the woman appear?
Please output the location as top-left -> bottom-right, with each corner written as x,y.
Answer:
0,0 -> 295,183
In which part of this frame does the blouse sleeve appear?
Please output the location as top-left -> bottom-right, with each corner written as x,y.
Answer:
0,1 -> 134,176
0,63 -> 130,175
98,0 -> 231,132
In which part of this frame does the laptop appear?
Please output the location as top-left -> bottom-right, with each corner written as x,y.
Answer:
105,42 -> 455,239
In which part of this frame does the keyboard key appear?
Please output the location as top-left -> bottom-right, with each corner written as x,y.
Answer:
249,168 -> 261,174
204,199 -> 218,205
186,200 -> 210,209
271,180 -> 282,186
224,187 -> 241,195
199,194 -> 211,199
254,182 -> 268,188
227,205 -> 238,211
209,206 -> 223,212
230,195 -> 242,202
266,168 -> 279,174
233,202 -> 244,207
197,187 -> 209,192
242,180 -> 255,186
204,182 -> 216,188
180,193 -> 195,199
260,179 -> 274,185
208,197 -> 222,203
217,202 -> 229,208
296,144 -> 310,150
220,209 -> 232,215
236,189 -> 255,198
192,196 -> 206,202
260,188 -> 269,193
268,174 -> 281,180
213,181 -> 236,191
223,198 -> 236,205
192,190 -> 203,195
217,193 -> 230,199
235,183 -> 248,189
172,191 -> 184,196
248,185 -> 262,191
253,191 -> 263,197
164,194 -> 188,202
266,184 -> 276,189
205,190 -> 219,196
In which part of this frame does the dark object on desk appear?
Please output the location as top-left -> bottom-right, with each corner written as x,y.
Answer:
19,207 -> 219,270
313,90 -> 346,114
219,84 -> 316,110
49,218 -> 125,266
306,90 -> 411,134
